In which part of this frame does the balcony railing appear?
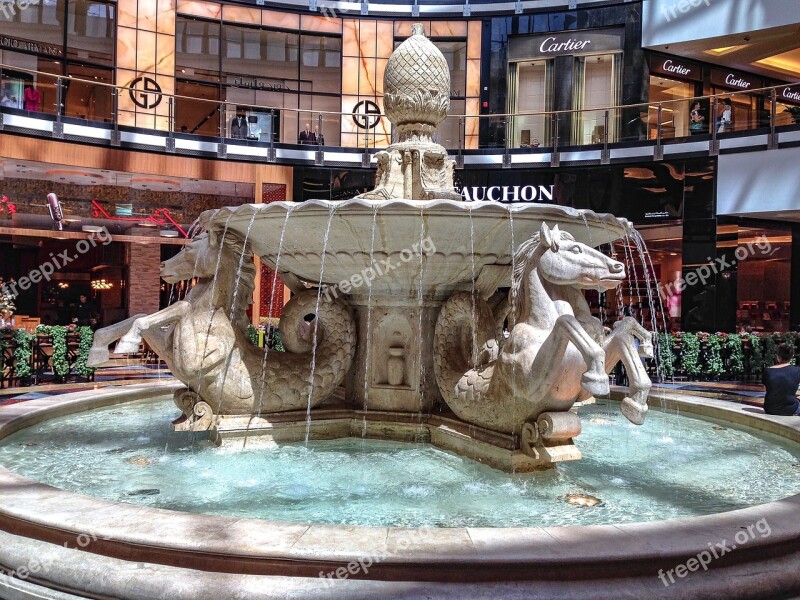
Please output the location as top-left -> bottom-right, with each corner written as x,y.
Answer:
2,63 -> 799,159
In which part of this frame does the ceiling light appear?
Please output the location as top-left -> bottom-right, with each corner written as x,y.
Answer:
82,225 -> 104,233
160,230 -> 180,238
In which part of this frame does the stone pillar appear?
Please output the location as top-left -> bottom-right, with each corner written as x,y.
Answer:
345,294 -> 442,413
126,228 -> 161,317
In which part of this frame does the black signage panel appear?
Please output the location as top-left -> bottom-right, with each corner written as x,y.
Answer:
508,28 -> 624,61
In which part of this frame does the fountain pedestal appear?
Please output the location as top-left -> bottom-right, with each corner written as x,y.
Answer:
347,296 -> 441,413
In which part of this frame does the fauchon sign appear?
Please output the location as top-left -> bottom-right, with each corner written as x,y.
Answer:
508,28 -> 623,61
0,35 -> 62,57
460,185 -> 555,203
650,56 -> 702,82
711,69 -> 761,91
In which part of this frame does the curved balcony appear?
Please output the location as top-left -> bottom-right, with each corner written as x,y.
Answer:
2,64 -> 800,171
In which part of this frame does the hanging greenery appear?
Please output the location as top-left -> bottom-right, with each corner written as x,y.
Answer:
764,335 -> 778,367
681,333 -> 701,376
656,333 -> 675,378
74,326 -> 96,378
247,325 -> 259,346
744,333 -> 764,375
12,329 -> 33,379
724,334 -> 744,376
705,334 -> 724,377
271,329 -> 285,352
37,325 -> 69,377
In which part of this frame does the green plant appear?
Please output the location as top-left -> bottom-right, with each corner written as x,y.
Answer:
37,325 -> 69,376
74,326 -> 96,378
681,333 -> 701,376
744,333 -> 764,376
724,333 -> 744,376
12,329 -> 33,378
764,335 -> 778,367
247,325 -> 259,346
705,334 -> 724,377
656,332 -> 675,378
271,328 -> 285,352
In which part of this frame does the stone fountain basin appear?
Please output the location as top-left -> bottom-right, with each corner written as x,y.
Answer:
199,199 -> 632,298
0,383 -> 799,599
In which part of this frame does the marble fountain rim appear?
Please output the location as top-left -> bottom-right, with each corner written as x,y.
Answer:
0,381 -> 799,587
198,198 -> 634,240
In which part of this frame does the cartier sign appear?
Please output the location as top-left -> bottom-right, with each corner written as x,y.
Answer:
650,56 -> 701,81
509,28 -> 623,61
711,69 -> 761,91
461,185 -> 555,203
782,87 -> 800,104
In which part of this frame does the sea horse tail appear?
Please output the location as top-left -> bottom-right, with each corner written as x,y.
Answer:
433,291 -> 499,420
256,289 -> 356,413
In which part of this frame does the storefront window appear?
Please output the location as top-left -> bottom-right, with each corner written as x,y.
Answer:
64,62 -> 113,121
66,0 -> 115,66
573,53 -> 621,145
175,79 -> 219,136
648,76 -> 697,139
509,60 -> 552,147
731,225 -> 791,333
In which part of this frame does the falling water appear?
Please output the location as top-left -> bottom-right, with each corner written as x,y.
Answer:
468,205 -> 479,368
305,204 -> 337,444
193,211 -> 234,404
228,210 -> 257,324
254,205 -> 295,421
631,230 -> 674,384
625,232 -> 662,380
508,208 -> 518,473
361,204 -> 379,440
416,206 -> 427,419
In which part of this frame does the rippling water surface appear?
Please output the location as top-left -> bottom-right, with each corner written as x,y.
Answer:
0,396 -> 798,527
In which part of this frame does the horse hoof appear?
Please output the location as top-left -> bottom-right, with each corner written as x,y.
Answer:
581,371 -> 610,397
621,397 -> 648,425
114,337 -> 141,354
639,341 -> 655,359
87,348 -> 109,367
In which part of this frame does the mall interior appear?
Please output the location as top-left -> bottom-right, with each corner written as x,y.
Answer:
0,0 -> 799,334
0,0 -> 799,597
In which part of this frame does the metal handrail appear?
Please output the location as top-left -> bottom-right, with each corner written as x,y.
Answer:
1,62 -> 798,147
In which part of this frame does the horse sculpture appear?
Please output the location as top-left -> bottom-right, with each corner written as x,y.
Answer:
434,222 -> 652,464
87,229 -> 356,431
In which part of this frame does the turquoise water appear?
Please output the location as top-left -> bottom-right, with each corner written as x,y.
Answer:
0,396 -> 798,528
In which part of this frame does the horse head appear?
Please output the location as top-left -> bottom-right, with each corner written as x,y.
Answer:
160,231 -> 219,283
535,222 -> 625,290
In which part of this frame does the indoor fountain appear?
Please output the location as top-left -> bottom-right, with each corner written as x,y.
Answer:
87,22 -> 653,471
0,24 -> 798,600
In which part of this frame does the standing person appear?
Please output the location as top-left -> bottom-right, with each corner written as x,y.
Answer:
762,343 -> 800,416
231,114 -> 247,139
298,123 -> 315,144
314,125 -> 324,146
23,84 -> 41,112
72,294 -> 98,328
689,101 -> 705,135
717,98 -> 733,134
0,84 -> 18,108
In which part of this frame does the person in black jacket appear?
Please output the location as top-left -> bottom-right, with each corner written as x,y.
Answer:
762,343 -> 800,416
298,123 -> 316,144
231,115 -> 247,139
